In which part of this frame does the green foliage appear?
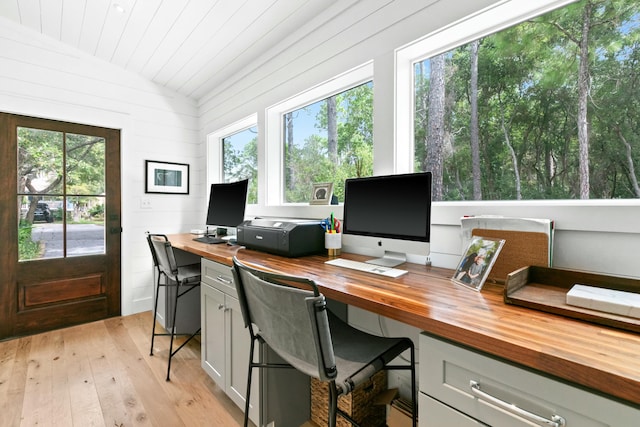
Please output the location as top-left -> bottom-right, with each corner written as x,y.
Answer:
223,131 -> 258,204
89,204 -> 104,218
285,82 -> 374,203
18,222 -> 40,260
414,0 -> 640,200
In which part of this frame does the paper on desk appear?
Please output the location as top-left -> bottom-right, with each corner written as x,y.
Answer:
461,215 -> 554,265
460,216 -> 554,283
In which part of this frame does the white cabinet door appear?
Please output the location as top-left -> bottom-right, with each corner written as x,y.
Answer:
201,283 -> 226,385
225,294 -> 258,423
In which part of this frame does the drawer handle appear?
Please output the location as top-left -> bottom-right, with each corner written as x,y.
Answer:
470,381 -> 566,427
216,275 -> 232,285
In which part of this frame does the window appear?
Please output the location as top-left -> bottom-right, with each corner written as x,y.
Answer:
207,114 -> 258,204
283,81 -> 373,203
266,62 -> 373,205
407,0 -> 640,201
222,126 -> 258,204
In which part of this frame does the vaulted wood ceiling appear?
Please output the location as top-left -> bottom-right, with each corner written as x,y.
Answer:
0,0 -> 358,101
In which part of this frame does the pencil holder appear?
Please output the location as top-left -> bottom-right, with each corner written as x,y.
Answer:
325,232 -> 341,257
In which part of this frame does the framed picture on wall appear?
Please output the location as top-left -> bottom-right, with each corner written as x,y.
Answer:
145,160 -> 190,194
310,182 -> 334,205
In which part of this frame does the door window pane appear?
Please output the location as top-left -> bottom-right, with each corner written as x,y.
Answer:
17,127 -> 106,261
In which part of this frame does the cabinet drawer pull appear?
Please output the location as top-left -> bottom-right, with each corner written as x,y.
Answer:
470,381 -> 565,427
216,275 -> 232,285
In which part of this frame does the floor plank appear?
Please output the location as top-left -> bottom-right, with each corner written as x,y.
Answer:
0,311 -> 247,427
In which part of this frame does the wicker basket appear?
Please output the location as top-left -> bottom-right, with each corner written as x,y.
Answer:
310,370 -> 387,427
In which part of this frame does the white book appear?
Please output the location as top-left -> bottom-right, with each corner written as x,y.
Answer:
566,284 -> 640,319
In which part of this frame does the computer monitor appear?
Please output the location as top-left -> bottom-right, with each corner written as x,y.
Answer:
342,172 -> 432,267
205,179 -> 249,237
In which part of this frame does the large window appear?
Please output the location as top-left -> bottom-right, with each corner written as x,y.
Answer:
283,81 -> 373,203
412,0 -> 640,201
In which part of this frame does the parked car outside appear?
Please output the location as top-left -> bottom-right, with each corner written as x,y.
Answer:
34,202 -> 54,223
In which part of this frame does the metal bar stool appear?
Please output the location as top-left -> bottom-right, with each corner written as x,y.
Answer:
146,233 -> 201,381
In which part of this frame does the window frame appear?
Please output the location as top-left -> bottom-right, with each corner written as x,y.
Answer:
395,0 -> 579,177
207,113 -> 258,203
265,61 -> 373,206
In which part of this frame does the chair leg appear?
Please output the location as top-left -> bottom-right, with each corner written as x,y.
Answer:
243,337 -> 256,427
150,272 -> 162,356
166,282 -> 180,381
410,344 -> 417,427
328,381 -> 339,427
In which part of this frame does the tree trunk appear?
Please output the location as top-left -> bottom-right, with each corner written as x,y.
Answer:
499,97 -> 522,200
614,125 -> 640,197
469,39 -> 482,200
285,112 -> 295,191
418,62 -> 429,171
577,2 -> 592,199
426,53 -> 446,201
327,96 -> 338,164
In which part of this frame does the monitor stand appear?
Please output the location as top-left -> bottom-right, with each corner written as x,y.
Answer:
365,251 -> 407,268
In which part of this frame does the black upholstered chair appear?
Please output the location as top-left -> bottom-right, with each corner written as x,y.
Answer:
232,257 -> 417,427
146,233 -> 201,381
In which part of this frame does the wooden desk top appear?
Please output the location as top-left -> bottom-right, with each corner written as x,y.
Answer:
169,233 -> 640,407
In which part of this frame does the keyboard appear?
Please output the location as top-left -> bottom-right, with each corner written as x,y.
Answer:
193,236 -> 226,244
325,258 -> 407,278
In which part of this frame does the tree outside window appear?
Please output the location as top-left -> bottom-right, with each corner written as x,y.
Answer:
222,126 -> 258,204
415,0 -> 640,201
283,82 -> 373,203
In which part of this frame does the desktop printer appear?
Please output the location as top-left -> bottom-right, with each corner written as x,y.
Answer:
236,219 -> 325,257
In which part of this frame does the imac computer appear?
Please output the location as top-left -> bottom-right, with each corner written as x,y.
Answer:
194,179 -> 249,244
342,172 -> 432,267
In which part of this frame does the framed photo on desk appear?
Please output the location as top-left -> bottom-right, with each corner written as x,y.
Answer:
452,236 -> 505,291
145,160 -> 190,194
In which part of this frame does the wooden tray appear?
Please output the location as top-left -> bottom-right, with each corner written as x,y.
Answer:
504,266 -> 640,333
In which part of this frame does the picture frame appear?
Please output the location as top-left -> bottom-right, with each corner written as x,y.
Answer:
452,236 -> 505,291
145,160 -> 190,194
310,182 -> 334,205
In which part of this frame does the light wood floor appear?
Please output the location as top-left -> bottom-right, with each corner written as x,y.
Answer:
0,311 -> 248,427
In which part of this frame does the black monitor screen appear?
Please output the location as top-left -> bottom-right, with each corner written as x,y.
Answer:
342,172 -> 432,242
205,179 -> 249,227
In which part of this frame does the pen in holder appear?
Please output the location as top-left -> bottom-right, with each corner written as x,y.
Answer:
325,231 -> 341,257
322,214 -> 341,256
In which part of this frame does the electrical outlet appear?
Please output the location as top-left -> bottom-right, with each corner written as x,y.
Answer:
425,255 -> 432,266
140,197 -> 152,209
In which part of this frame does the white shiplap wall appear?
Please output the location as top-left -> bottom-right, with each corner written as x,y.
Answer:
198,0 -> 640,280
0,18 -> 203,315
